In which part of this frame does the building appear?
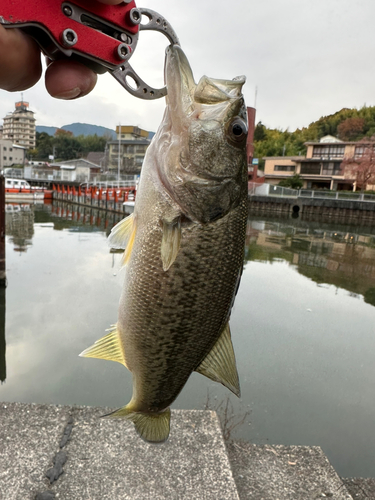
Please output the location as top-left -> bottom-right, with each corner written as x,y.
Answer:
24,159 -> 101,184
86,151 -> 106,168
0,139 -> 26,170
2,101 -> 36,149
107,125 -> 150,174
263,135 -> 375,190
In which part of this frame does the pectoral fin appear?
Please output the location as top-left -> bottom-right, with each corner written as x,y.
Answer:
196,323 -> 240,397
161,219 -> 181,271
79,324 -> 127,368
104,405 -> 171,444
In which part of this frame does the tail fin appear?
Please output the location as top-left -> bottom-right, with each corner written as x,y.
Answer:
104,406 -> 171,444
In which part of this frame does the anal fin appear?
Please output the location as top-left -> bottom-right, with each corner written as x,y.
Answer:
79,324 -> 127,368
196,323 -> 240,397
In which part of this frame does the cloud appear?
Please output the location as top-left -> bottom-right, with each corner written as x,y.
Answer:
1,0 -> 375,132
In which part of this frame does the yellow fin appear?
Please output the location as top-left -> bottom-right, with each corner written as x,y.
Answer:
161,219 -> 181,271
105,406 -> 171,443
121,220 -> 137,267
79,325 -> 127,368
108,213 -> 135,249
196,323 -> 240,397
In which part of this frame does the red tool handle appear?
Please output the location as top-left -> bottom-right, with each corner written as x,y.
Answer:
0,0 -> 140,68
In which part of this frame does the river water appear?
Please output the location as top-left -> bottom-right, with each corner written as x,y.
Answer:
1,202 -> 375,478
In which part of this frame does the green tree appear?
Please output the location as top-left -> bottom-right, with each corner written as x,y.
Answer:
35,132 -> 54,160
75,134 -> 107,156
53,129 -> 82,160
254,121 -> 266,141
278,174 -> 303,190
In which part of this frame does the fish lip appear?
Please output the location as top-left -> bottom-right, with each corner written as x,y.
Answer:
165,45 -> 196,117
165,45 -> 195,90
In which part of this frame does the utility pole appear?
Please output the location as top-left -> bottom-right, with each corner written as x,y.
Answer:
118,124 -> 121,185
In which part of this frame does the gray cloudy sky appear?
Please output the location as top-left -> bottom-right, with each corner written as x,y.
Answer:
1,0 -> 374,133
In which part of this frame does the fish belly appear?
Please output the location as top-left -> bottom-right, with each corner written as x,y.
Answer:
118,195 -> 248,413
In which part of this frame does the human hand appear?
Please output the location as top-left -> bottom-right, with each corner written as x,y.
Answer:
0,0 -> 124,99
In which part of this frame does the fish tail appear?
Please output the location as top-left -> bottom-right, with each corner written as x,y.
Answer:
103,405 -> 171,444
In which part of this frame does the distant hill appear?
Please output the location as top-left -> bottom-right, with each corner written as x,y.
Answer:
36,123 -> 116,138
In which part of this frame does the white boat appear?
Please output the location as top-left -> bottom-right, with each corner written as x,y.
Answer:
5,178 -> 51,202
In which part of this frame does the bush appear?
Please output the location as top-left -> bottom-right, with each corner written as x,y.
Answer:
278,174 -> 303,190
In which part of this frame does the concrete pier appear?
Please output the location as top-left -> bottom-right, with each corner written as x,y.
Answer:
249,194 -> 375,225
1,402 -> 374,500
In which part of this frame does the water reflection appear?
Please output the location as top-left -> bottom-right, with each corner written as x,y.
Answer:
1,203 -> 375,478
246,218 -> 375,306
6,204 -> 34,253
0,286 -> 5,383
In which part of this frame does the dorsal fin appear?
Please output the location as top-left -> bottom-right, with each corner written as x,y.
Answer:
196,322 -> 240,397
79,325 -> 127,368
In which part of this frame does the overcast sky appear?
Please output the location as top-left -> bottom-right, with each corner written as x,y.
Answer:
1,0 -> 374,134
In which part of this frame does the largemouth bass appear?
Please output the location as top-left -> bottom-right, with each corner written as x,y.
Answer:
80,45 -> 248,443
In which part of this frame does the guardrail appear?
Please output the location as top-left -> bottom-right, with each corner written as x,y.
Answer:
299,190 -> 375,201
248,182 -> 375,202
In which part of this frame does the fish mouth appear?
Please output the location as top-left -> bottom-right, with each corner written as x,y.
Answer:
165,45 -> 196,120
165,45 -> 246,115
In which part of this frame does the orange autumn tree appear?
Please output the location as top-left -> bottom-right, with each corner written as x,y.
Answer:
340,139 -> 375,191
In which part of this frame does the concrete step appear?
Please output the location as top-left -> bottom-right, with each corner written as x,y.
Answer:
0,403 -> 239,500
1,402 -> 372,500
227,441 -> 353,500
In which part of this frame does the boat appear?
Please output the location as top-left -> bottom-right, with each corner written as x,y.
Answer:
5,178 -> 53,202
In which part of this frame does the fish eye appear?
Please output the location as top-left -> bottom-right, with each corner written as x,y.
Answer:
228,118 -> 248,143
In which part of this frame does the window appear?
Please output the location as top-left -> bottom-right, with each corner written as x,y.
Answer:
300,163 -> 321,175
355,145 -> 375,157
312,145 -> 345,159
321,163 -> 342,175
274,165 -> 295,172
3,147 -> 6,151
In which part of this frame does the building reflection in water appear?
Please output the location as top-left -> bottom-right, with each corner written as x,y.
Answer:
5,204 -> 34,253
246,218 -> 375,306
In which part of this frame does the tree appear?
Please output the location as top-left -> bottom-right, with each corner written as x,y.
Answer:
254,121 -> 266,141
278,174 -> 303,190
53,129 -> 82,160
337,117 -> 365,141
35,132 -> 54,160
340,140 -> 375,191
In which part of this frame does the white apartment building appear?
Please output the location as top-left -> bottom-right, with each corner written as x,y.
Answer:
2,101 -> 36,149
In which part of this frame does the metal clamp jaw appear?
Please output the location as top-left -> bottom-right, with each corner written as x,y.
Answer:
0,0 -> 180,100
112,8 -> 179,99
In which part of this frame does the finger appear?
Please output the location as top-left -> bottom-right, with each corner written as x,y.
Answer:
45,60 -> 97,99
0,25 -> 42,91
